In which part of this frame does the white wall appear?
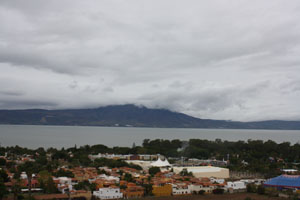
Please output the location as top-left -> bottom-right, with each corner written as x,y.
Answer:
226,181 -> 246,190
172,184 -> 191,195
93,188 -> 123,199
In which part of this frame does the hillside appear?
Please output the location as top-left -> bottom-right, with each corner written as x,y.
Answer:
0,104 -> 300,130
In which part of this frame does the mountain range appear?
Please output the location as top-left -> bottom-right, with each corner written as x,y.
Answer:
0,104 -> 300,130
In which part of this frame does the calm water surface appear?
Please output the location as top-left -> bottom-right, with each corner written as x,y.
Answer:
0,125 -> 300,149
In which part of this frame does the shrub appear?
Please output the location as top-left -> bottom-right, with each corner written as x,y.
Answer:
0,158 -> 6,166
257,184 -> 265,195
265,187 -> 278,197
199,190 -> 205,195
148,167 -> 160,176
213,188 -> 224,194
247,183 -> 257,193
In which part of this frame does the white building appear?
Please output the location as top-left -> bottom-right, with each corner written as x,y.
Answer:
53,177 -> 74,193
173,166 -> 229,179
172,183 -> 191,195
188,184 -> 215,194
226,181 -> 246,190
57,177 -> 72,185
89,153 -> 130,161
188,184 -> 203,194
281,169 -> 298,173
20,172 -> 37,180
151,158 -> 171,167
93,187 -> 123,199
98,174 -> 120,183
20,172 -> 28,179
125,160 -> 152,170
210,178 -> 225,184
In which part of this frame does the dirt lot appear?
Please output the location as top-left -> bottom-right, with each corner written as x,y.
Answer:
132,193 -> 285,200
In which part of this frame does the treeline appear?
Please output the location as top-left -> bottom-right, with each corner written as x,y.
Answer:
1,138 -> 300,176
185,139 -> 300,177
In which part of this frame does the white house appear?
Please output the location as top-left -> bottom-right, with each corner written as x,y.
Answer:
93,187 -> 123,199
190,183 -> 216,194
20,172 -> 28,179
53,177 -> 74,193
172,183 -> 191,195
210,178 -> 225,184
226,181 -> 246,190
20,172 -> 37,180
98,174 -> 120,183
57,177 -> 72,185
188,184 -> 204,194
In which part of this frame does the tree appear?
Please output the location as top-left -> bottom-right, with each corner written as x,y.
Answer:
198,190 -> 205,195
0,158 -> 6,166
212,188 -> 224,194
0,169 -> 9,182
74,180 -> 90,190
11,178 -> 21,200
264,187 -> 278,197
38,170 -> 57,194
89,183 -> 97,192
36,155 -> 48,166
246,183 -> 257,193
0,178 -> 8,200
45,176 -> 58,193
53,169 -> 74,178
123,173 -> 133,182
142,184 -> 153,196
148,167 -> 160,176
19,161 -> 40,199
257,184 -> 265,195
179,168 -> 193,177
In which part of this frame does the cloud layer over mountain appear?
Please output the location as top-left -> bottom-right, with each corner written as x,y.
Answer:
1,0 -> 300,121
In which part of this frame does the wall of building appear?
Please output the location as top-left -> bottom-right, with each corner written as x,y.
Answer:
93,188 -> 123,199
172,186 -> 190,195
152,184 -> 172,197
173,166 -> 229,179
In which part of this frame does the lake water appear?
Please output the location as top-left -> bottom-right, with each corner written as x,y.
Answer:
0,125 -> 300,149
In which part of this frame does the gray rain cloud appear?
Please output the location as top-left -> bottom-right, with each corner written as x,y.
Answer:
0,0 -> 300,121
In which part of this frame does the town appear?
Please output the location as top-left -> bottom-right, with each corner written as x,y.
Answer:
1,139 -> 300,200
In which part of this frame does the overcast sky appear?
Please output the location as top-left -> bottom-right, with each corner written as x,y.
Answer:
1,0 -> 300,121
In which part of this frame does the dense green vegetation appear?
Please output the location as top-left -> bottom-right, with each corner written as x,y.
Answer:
0,178 -> 9,199
1,138 -> 300,179
148,167 -> 161,176
93,158 -> 143,170
185,139 -> 300,177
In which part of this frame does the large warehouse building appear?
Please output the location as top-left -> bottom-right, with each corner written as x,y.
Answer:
173,166 -> 229,179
